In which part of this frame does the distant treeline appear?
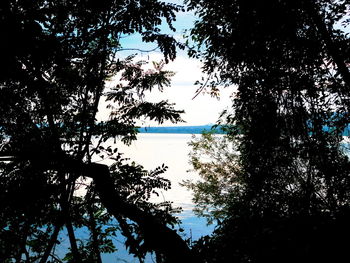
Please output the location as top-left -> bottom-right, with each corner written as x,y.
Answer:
138,125 -> 226,134
138,125 -> 350,135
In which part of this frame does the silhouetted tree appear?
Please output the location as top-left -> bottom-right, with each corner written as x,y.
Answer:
0,1 -> 196,262
183,131 -> 241,224
186,0 -> 350,262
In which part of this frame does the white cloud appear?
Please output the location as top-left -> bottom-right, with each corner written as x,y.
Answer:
96,53 -> 236,126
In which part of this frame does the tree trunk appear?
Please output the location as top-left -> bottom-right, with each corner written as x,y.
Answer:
39,222 -> 62,263
82,163 -> 197,263
0,154 -> 198,262
58,173 -> 81,263
87,198 -> 103,263
304,0 -> 350,88
65,219 -> 81,263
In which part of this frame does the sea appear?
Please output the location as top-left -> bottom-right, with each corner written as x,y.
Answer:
101,133 -> 215,263
65,133 -> 215,263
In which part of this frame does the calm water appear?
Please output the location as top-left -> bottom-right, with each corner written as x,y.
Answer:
101,133 -> 215,262
117,133 -> 199,209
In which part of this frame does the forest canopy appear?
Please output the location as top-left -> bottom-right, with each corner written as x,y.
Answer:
185,0 -> 350,262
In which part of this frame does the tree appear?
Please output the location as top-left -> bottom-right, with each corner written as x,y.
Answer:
0,0 -> 196,262
186,0 -> 350,262
183,131 -> 241,224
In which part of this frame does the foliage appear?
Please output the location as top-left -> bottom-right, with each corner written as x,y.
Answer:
186,0 -> 350,262
183,131 -> 242,224
0,0 -> 188,262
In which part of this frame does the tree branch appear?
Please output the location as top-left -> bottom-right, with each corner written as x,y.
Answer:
117,47 -> 159,53
82,163 -> 197,263
0,152 -> 197,262
39,222 -> 63,263
304,0 -> 350,88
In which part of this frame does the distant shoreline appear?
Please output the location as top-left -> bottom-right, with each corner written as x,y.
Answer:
138,125 -> 225,134
138,125 -> 350,135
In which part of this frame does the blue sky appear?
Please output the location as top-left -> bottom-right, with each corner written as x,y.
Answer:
97,1 -> 235,127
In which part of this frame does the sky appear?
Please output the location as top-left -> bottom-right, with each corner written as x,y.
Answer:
96,0 -> 350,128
96,1 -> 236,127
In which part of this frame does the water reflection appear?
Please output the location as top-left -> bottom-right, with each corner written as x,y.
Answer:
116,133 -> 200,211
94,133 -> 214,262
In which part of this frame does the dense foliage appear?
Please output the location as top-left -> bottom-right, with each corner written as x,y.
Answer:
186,0 -> 350,262
2,0 -> 350,262
0,0 -> 193,262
